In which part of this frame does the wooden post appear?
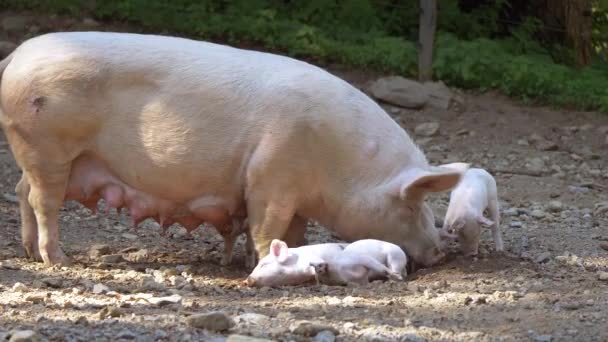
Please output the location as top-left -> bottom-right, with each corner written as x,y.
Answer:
418,0 -> 437,82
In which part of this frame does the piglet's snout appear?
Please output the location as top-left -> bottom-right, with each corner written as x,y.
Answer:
245,276 -> 256,287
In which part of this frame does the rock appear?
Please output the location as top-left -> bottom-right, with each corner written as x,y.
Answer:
547,201 -> 563,212
534,335 -> 553,342
597,271 -> 608,281
368,77 -> 428,109
400,333 -> 427,342
98,306 -> 123,319
226,335 -> 274,342
147,294 -> 182,306
25,294 -> 44,304
509,221 -> 523,228
8,330 -> 39,342
92,283 -> 110,294
423,81 -> 454,109
525,158 -> 546,174
414,122 -> 440,137
530,209 -> 546,219
122,233 -> 138,241
599,242 -> 608,251
313,330 -> 336,342
2,16 -> 29,32
186,311 -> 235,331
537,140 -> 558,151
12,282 -> 28,293
140,277 -> 166,292
289,320 -> 338,337
503,208 -> 519,217
88,244 -> 111,259
116,330 -> 137,340
41,277 -> 63,289
100,254 -> 125,264
2,193 -> 18,203
236,313 -> 271,326
0,41 -> 17,58
535,252 -> 551,264
154,330 -> 168,340
127,249 -> 149,263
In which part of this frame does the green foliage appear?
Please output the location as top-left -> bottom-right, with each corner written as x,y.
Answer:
2,0 -> 608,112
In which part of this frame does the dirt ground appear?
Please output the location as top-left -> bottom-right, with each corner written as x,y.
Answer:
1,10 -> 608,342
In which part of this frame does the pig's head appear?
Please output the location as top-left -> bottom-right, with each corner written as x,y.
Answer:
378,164 -> 469,267
445,215 -> 494,256
246,239 -> 316,287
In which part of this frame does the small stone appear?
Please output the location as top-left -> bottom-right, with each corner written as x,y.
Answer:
530,209 -> 546,219
116,330 -> 136,340
147,294 -> 182,307
98,306 -> 123,319
525,158 -> 546,174
12,282 -> 28,293
226,335 -> 273,342
92,283 -> 110,294
547,201 -> 563,212
474,296 -> 487,305
534,335 -> 553,342
41,277 -> 63,288
235,313 -> 271,326
127,249 -> 149,263
290,320 -> 338,337
599,242 -> 608,251
509,221 -> 523,228
25,294 -> 44,304
562,302 -> 582,311
463,296 -> 473,305
122,233 -> 138,241
597,271 -> 608,281
8,330 -> 39,342
535,252 -> 551,263
313,330 -> 336,342
368,76 -> 428,109
100,254 -> 125,264
89,244 -> 111,259
537,140 -> 558,151
2,193 -> 18,203
414,122 -> 440,137
186,311 -> 235,331
154,330 -> 167,340
503,208 -> 519,216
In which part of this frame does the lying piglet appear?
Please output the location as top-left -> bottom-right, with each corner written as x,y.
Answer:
246,239 -> 406,287
442,168 -> 503,256
311,239 -> 407,286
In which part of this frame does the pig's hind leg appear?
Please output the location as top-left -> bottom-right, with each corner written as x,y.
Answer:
386,250 -> 408,278
488,198 -> 503,252
15,175 -> 42,261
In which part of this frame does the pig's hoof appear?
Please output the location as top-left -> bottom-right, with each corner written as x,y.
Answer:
23,243 -> 43,262
388,271 -> 403,281
42,249 -> 73,267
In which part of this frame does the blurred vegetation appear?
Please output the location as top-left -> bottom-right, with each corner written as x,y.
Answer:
2,0 -> 608,111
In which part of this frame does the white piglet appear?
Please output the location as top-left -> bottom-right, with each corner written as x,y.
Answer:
246,239 -> 407,287
443,168 -> 503,256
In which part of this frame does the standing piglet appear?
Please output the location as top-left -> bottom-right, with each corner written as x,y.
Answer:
442,168 -> 503,256
0,32 -> 466,268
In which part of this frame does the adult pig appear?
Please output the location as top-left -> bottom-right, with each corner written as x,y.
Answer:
0,32 -> 466,267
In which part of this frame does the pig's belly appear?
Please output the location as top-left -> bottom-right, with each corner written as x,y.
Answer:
64,153 -> 239,230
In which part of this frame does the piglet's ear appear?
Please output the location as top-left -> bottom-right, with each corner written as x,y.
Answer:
477,216 -> 494,227
270,239 -> 289,263
398,166 -> 467,201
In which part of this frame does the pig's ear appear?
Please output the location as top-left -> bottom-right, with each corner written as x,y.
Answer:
477,216 -> 494,227
434,162 -> 471,173
398,167 -> 465,201
269,239 -> 289,263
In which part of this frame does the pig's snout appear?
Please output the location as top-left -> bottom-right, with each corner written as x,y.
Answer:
245,276 -> 256,287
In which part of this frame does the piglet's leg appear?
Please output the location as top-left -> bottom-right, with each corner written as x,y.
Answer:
346,254 -> 403,281
26,165 -> 72,266
15,175 -> 42,261
488,199 -> 503,252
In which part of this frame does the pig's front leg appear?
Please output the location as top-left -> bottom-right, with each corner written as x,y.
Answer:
15,175 -> 42,261
488,199 -> 503,252
282,215 -> 307,247
26,165 -> 72,266
244,226 -> 256,269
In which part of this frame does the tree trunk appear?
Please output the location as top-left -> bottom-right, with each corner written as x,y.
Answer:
546,0 -> 593,67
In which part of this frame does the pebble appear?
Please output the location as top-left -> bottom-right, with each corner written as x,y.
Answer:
414,122 -> 440,137
226,335 -> 273,342
122,233 -> 138,241
597,271 -> 608,281
41,277 -> 63,289
88,244 -> 111,259
509,221 -> 523,228
534,335 -> 553,342
154,330 -> 168,340
8,330 -> 39,342
547,201 -> 563,212
313,330 -> 336,342
530,210 -> 546,219
100,254 -> 125,264
25,294 -> 44,304
235,313 -> 271,326
98,306 -> 123,319
599,242 -> 608,251
12,282 -> 28,293
127,249 -> 149,263
535,252 -> 551,264
289,320 -> 338,337
92,283 -> 110,294
503,208 -> 519,216
2,193 -> 18,203
525,157 -> 546,174
147,294 -> 182,307
186,311 -> 235,331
